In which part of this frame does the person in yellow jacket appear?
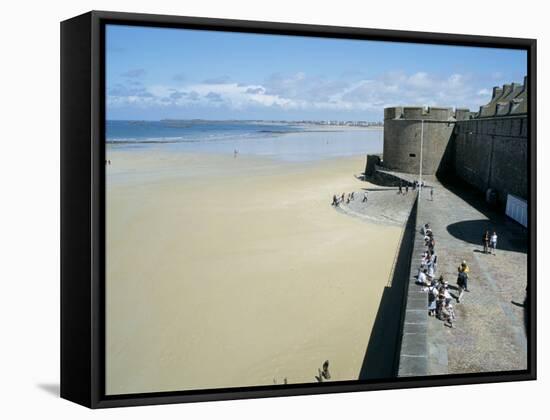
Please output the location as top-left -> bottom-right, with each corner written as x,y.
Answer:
457,260 -> 470,301
458,260 -> 469,274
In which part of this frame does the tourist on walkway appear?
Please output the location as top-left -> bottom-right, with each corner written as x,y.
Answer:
458,260 -> 469,275
427,259 -> 435,279
443,286 -> 452,305
422,223 -> 431,236
405,185 -> 409,194
490,231 -> 498,255
431,253 -> 438,273
428,237 -> 435,253
441,302 -> 455,328
424,231 -> 434,246
457,270 -> 468,303
438,275 -> 446,290
417,268 -> 428,286
428,282 -> 438,316
341,193 -> 345,203
436,292 -> 445,318
483,230 -> 490,254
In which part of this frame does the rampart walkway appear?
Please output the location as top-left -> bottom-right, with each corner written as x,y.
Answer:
398,174 -> 528,375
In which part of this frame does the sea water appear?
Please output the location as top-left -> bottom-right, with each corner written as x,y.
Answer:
106,120 -> 383,162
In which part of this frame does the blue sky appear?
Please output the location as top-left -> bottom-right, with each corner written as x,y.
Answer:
106,24 -> 527,121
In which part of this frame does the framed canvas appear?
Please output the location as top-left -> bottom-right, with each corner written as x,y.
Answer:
60,10 -> 537,408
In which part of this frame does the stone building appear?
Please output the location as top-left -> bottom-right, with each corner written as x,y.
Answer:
381,77 -> 528,204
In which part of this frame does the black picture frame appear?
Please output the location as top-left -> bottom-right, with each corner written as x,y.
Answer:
60,10 -> 537,409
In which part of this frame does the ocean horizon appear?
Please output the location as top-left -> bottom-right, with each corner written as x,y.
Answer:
106,119 -> 383,162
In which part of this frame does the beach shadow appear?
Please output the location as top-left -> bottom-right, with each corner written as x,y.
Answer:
359,196 -> 418,380
37,383 -> 59,397
446,219 -> 527,253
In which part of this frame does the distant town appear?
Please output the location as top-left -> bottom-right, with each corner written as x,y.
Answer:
288,120 -> 383,127
155,119 -> 384,127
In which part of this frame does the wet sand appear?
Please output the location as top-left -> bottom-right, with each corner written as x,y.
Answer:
105,148 -> 402,395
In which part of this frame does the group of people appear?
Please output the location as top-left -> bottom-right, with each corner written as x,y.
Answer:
397,182 -> 410,195
331,191 -> 369,206
397,180 -> 426,195
397,180 -> 435,200
482,229 -> 498,255
415,223 -> 460,328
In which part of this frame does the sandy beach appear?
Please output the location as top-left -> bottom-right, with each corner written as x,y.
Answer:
105,148 -> 403,395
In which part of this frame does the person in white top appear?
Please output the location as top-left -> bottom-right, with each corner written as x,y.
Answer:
427,263 -> 435,279
490,231 -> 498,255
417,269 -> 428,286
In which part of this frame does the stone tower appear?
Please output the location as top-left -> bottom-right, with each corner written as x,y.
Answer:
382,106 -> 456,175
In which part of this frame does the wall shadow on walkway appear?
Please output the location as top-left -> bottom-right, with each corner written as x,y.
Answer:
359,195 -> 418,380
439,176 -> 528,254
447,219 -> 527,253
360,169 -> 413,188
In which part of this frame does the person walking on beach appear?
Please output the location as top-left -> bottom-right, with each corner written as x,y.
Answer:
234,149 -> 239,158
405,185 -> 409,195
482,230 -> 490,254
398,184 -> 403,195
363,191 -> 368,203
350,191 -> 355,201
490,231 -> 498,255
332,194 -> 339,206
430,187 -> 434,201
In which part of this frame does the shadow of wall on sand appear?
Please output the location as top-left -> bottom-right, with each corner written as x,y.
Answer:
359,195 -> 418,380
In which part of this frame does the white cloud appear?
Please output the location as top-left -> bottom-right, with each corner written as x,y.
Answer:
107,71 -> 493,114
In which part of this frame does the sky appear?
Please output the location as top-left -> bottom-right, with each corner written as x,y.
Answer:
106,24 -> 527,121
